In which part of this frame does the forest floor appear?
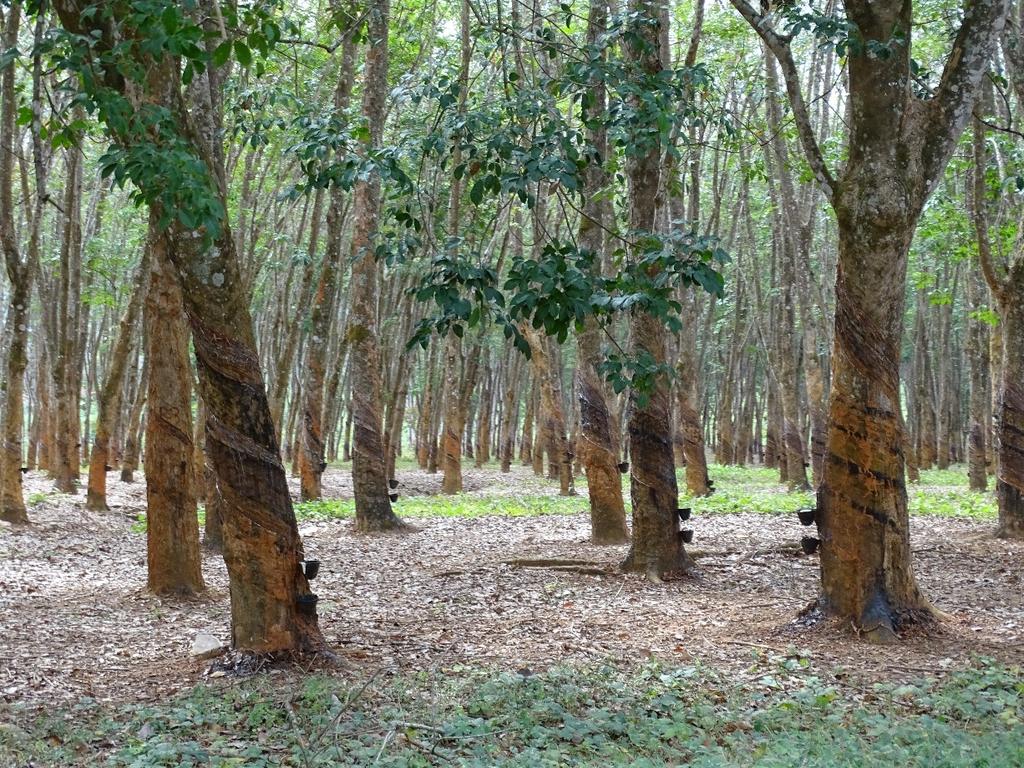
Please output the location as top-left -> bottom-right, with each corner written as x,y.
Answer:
1,461 -> 1022,766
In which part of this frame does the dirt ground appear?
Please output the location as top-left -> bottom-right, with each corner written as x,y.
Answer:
1,465 -> 1022,713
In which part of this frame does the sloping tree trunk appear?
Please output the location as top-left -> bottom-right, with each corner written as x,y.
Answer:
144,224 -> 204,595
51,0 -> 326,652
733,0 -> 1008,639
620,0 -> 689,577
86,248 -> 149,510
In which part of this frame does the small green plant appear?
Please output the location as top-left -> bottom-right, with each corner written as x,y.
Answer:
2,659 -> 1020,767
26,492 -> 50,507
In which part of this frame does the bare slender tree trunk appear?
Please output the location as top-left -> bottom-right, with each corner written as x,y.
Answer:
966,264 -> 989,491
86,251 -> 148,510
300,37 -> 356,501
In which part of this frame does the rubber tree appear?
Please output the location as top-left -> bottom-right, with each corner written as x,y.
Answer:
731,0 -> 1009,640
0,2 -> 34,524
144,221 -> 204,596
346,0 -> 404,531
85,248 -> 149,511
971,114 -> 1024,539
619,0 -> 691,578
51,0 -> 324,652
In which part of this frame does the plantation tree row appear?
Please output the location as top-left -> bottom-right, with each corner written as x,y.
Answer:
0,0 -> 1020,651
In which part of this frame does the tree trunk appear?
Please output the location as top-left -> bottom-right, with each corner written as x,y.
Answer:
440,334 -> 466,494
676,305 -> 711,497
52,147 -> 83,494
520,375 -> 535,465
45,0 -> 330,650
300,38 -> 356,502
620,0 -> 689,577
994,297 -> 1024,537
347,0 -> 403,531
144,225 -> 204,596
416,340 -> 438,469
86,250 -> 148,510
971,112 -> 1023,536
0,1 -> 34,523
817,212 -> 930,641
120,359 -> 148,483
524,327 -> 575,496
498,352 -> 521,472
966,264 -> 989,492
734,0 -> 1007,639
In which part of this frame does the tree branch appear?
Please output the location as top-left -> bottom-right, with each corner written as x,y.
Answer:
969,121 -> 1006,301
728,0 -> 837,203
922,0 -> 1009,190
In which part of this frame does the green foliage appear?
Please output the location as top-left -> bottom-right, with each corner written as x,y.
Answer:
35,0 -> 292,240
909,488 -> 997,520
4,659 -> 1020,767
404,9 -> 728,400
412,228 -> 728,396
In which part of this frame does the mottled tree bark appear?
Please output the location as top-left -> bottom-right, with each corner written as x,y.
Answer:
416,339 -> 439,469
620,0 -> 689,577
966,263 -> 989,492
0,2 -> 32,523
524,327 -> 574,496
474,368 -> 492,468
519,375 -> 536,466
441,334 -> 466,494
51,147 -> 83,494
498,352 -> 521,473
119,359 -> 147,483
972,121 -> 1024,537
51,0 -> 326,651
733,0 -> 1008,638
144,226 -> 204,596
575,0 -> 628,540
347,0 -> 404,531
676,308 -> 711,496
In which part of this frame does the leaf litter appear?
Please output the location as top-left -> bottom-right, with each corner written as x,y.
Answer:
0,466 -> 1021,715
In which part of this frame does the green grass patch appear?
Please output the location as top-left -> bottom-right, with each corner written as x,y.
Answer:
296,493 -> 584,521
26,491 -> 51,507
681,463 -> 996,520
3,658 -> 1020,767
908,488 -> 997,519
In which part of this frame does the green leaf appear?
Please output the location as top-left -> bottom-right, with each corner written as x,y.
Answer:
234,40 -> 252,67
212,40 -> 233,68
